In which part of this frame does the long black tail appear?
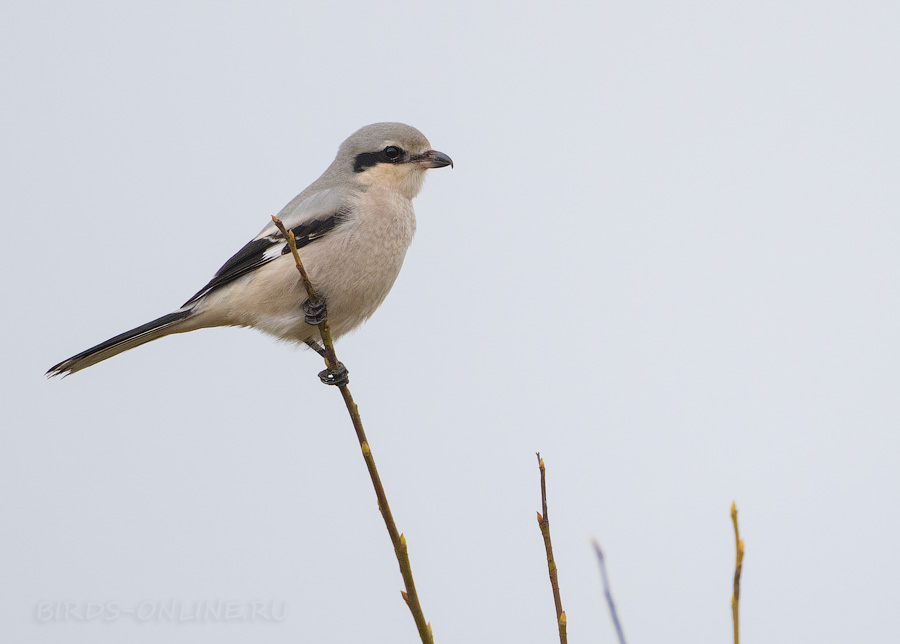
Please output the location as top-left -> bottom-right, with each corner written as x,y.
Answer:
47,309 -> 194,377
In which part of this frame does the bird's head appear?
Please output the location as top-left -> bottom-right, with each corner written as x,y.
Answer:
337,122 -> 453,199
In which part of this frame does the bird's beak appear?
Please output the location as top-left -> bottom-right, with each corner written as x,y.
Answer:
414,149 -> 454,169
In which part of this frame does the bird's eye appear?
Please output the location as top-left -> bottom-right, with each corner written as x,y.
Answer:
383,146 -> 402,161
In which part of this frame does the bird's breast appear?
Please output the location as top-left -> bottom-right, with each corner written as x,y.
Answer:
197,190 -> 418,343
305,190 -> 417,337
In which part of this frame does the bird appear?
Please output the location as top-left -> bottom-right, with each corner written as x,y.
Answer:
47,122 -> 453,377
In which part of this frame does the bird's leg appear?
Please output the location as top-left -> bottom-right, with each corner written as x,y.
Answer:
305,338 -> 349,385
303,338 -> 327,358
300,303 -> 349,386
302,297 -> 328,326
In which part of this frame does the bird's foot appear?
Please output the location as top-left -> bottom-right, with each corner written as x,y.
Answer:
318,362 -> 349,387
302,297 -> 328,326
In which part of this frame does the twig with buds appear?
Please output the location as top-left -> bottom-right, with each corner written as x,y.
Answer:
273,216 -> 433,644
535,452 -> 567,644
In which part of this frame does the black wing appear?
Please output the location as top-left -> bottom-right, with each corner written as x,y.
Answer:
182,212 -> 346,307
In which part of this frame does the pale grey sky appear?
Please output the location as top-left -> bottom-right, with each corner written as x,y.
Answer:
2,2 -> 899,643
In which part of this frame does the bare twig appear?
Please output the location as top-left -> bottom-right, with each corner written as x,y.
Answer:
535,453 -> 567,644
592,540 -> 627,644
273,216 -> 433,644
731,501 -> 745,644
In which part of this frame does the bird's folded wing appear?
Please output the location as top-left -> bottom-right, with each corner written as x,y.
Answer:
182,188 -> 353,307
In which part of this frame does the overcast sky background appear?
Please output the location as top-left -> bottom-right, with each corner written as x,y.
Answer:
2,2 -> 899,643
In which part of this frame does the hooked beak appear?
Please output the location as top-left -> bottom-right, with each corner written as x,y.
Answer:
414,149 -> 454,169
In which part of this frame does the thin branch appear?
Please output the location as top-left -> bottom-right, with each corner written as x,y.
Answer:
535,452 -> 567,644
273,216 -> 434,644
730,501 -> 745,644
591,540 -> 627,644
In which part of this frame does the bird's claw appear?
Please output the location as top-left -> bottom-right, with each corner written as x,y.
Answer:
303,297 -> 328,326
318,362 -> 349,387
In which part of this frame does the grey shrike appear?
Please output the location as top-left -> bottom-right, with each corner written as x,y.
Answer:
47,122 -> 453,377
